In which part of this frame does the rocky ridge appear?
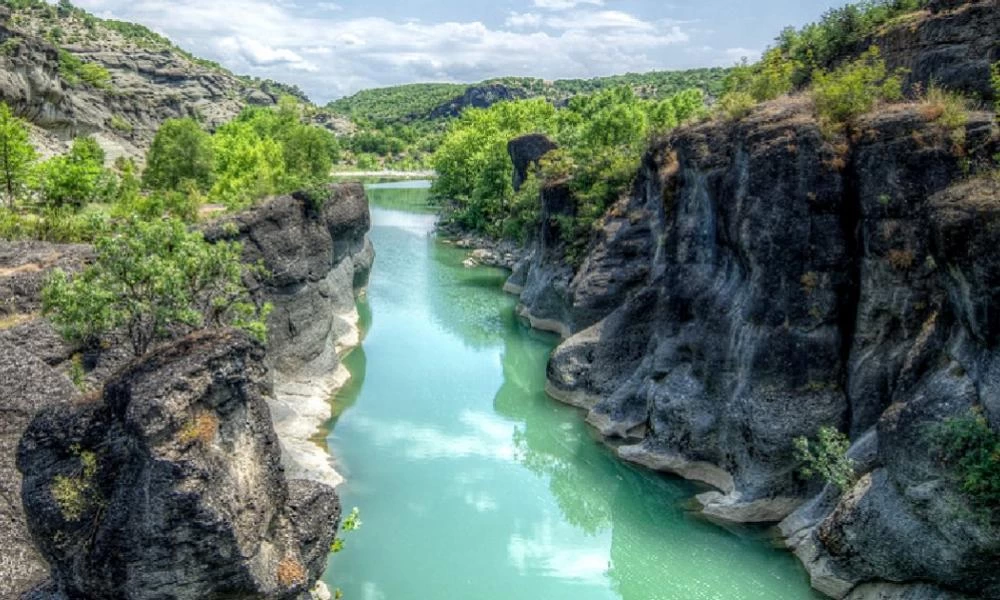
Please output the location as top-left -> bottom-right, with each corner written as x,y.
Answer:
0,3 -> 350,164
502,2 -> 1000,598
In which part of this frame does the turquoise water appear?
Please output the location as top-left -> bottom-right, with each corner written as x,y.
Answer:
322,182 -> 819,600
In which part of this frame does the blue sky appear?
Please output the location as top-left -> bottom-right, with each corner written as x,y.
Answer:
71,0 -> 845,103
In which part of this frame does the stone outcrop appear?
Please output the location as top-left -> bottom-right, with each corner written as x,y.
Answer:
505,3 -> 1000,597
427,83 -> 528,120
1,184 -> 373,598
508,134 -> 558,192
205,184 -> 375,488
17,330 -> 340,600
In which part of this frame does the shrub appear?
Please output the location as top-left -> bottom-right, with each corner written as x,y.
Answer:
330,507 -> 362,553
143,118 -> 214,191
921,86 -> 969,151
43,218 -> 271,356
811,47 -> 904,133
0,102 -> 36,207
794,426 -> 857,492
717,91 -> 757,120
108,114 -> 133,134
49,446 -> 98,521
33,138 -> 115,210
58,50 -> 111,89
934,408 -> 1000,517
991,61 -> 1000,115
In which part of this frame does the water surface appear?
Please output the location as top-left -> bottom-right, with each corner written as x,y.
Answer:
322,181 -> 818,600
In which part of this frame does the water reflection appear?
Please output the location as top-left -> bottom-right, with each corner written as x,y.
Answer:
323,191 -> 819,600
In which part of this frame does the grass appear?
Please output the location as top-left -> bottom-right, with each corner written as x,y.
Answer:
919,85 -> 970,153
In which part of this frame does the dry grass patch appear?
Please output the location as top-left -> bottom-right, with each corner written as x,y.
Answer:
178,411 -> 219,445
0,312 -> 36,330
277,557 -> 306,587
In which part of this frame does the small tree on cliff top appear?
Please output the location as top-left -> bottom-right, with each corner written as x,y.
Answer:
43,218 -> 270,356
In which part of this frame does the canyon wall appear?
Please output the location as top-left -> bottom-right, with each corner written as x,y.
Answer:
506,3 -> 1000,597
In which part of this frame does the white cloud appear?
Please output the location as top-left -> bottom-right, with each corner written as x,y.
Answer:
216,35 -> 316,71
69,0 -> 701,102
505,12 -> 543,29
546,10 -> 656,31
532,0 -> 604,9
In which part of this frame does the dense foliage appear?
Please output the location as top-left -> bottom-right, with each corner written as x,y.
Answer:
143,118 -> 215,192
717,0 -> 929,120
0,102 -> 35,207
935,409 -> 1000,520
431,87 -> 706,247
327,69 -> 729,170
142,98 -> 340,210
42,218 -> 270,356
794,427 -> 857,492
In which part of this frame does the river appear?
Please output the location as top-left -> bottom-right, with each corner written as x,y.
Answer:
321,181 -> 819,600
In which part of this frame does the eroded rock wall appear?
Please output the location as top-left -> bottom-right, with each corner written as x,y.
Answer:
506,3 -> 1000,596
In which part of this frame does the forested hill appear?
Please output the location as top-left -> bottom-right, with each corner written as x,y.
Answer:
326,68 -> 730,123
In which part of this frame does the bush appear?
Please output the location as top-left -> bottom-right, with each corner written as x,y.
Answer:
794,426 -> 857,492
716,91 -> 757,120
33,137 -> 114,209
991,61 -> 1000,115
934,408 -> 1000,517
811,46 -> 904,132
0,102 -> 36,207
58,50 -> 111,89
43,218 -> 271,356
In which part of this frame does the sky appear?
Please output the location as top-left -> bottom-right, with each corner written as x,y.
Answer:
69,0 -> 846,104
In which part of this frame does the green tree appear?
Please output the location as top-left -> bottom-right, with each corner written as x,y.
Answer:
42,218 -> 270,356
794,426 -> 857,492
143,118 -> 214,191
210,120 -> 285,209
0,102 -> 36,207
34,137 -> 112,209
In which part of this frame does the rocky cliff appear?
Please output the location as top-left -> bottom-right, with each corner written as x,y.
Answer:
504,2 -> 1000,598
205,185 -> 375,488
0,2 -> 308,162
18,330 -> 341,600
0,184 -> 373,598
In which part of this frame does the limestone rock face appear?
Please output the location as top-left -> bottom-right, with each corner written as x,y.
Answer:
205,185 -> 375,487
428,83 -> 527,120
508,3 -> 1000,596
0,5 -> 283,162
17,330 -> 340,600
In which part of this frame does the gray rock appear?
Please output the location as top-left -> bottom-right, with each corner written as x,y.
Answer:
17,330 -> 341,600
514,4 -> 1000,596
508,134 -> 558,192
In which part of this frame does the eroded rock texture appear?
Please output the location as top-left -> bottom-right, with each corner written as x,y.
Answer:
507,3 -> 1000,597
17,330 -> 340,600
